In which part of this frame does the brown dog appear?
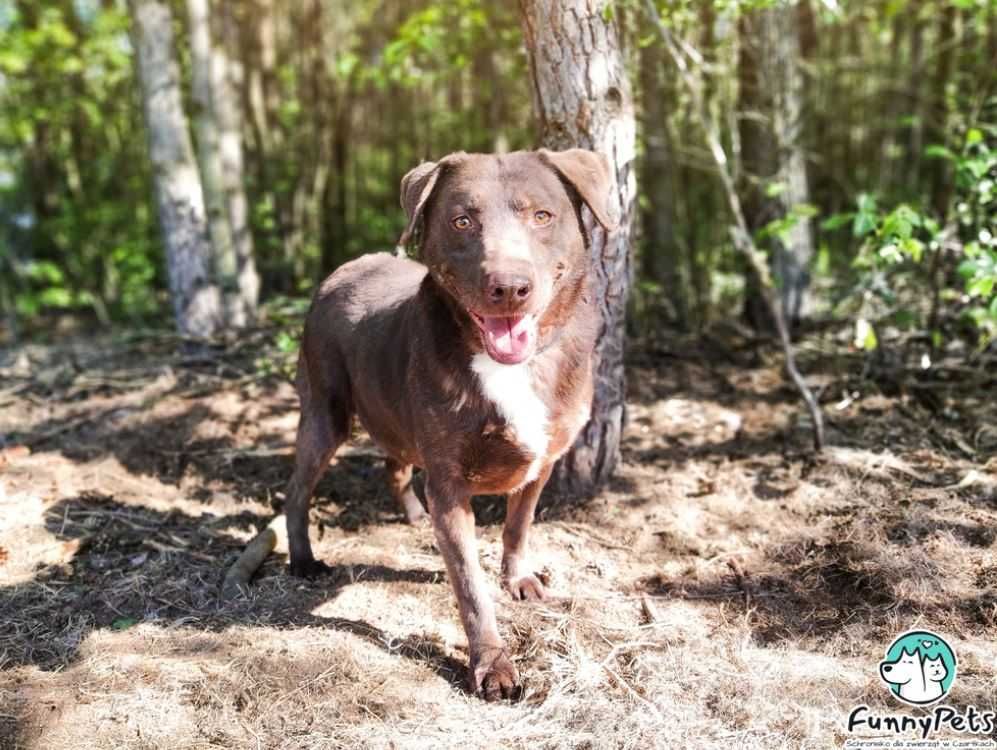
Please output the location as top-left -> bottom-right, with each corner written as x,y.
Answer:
284,149 -> 615,700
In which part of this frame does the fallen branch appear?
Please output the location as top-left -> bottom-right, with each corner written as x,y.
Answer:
644,0 -> 825,452
221,514 -> 286,600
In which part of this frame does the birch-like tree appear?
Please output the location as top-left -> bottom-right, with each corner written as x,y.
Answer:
129,0 -> 222,339
213,0 -> 260,323
186,0 -> 236,310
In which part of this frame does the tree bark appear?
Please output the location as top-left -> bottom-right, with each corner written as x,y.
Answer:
739,2 -> 815,330
321,84 -> 352,274
638,36 -> 686,328
129,0 -> 222,339
519,0 -> 637,499
906,5 -> 925,188
186,0 -> 238,318
214,0 -> 260,324
928,4 -> 956,216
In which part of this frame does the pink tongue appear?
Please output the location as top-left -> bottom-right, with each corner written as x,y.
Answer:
483,315 -> 534,358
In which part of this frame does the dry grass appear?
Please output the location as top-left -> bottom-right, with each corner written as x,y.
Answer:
1,329 -> 996,749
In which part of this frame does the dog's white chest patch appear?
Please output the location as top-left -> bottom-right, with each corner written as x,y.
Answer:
471,353 -> 549,484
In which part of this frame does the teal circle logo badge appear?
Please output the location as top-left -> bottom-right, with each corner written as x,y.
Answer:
879,630 -> 957,706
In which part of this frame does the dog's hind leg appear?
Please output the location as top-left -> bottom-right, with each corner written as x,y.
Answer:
385,458 -> 428,525
285,361 -> 352,578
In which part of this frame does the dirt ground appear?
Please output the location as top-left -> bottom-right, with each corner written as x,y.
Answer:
1,324 -> 996,749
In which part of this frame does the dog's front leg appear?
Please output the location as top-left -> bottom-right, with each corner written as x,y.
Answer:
426,477 -> 519,701
502,464 -> 553,601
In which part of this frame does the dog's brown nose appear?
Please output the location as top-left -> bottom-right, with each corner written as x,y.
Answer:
485,273 -> 532,305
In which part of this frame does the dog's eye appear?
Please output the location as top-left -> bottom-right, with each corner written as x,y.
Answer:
533,210 -> 553,226
452,215 -> 472,231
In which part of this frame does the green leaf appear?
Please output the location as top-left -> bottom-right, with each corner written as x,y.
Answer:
968,277 -> 995,298
881,205 -> 921,240
966,128 -> 983,146
821,212 -> 854,231
899,237 -> 924,263
925,144 -> 956,161
857,193 -> 878,214
38,287 -> 73,308
815,244 -> 831,275
276,331 -> 298,353
112,617 -> 137,631
855,319 -> 878,351
852,211 -> 877,238
958,259 -> 980,278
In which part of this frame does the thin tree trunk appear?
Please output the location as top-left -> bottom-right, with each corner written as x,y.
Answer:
321,84 -> 352,274
129,0 -> 222,339
639,37 -> 686,328
215,0 -> 260,324
739,3 -> 815,330
878,6 -> 907,195
907,7 -> 925,188
929,5 -> 956,216
519,0 -> 637,498
186,0 -> 238,321
989,2 -> 997,66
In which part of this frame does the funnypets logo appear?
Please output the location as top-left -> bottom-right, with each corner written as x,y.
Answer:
879,630 -> 957,706
846,630 -> 997,746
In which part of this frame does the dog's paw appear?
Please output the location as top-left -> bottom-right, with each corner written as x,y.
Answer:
288,557 -> 333,579
470,647 -> 521,702
503,573 -> 548,601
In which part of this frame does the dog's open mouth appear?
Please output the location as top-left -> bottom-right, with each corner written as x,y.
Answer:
469,312 -> 538,365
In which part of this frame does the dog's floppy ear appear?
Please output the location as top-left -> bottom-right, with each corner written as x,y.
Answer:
538,148 -> 618,231
397,153 -> 465,249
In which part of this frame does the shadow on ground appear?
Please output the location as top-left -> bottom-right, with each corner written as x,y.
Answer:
0,494 -> 464,693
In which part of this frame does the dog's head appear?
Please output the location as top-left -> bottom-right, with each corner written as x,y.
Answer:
398,149 -> 615,365
879,648 -> 922,686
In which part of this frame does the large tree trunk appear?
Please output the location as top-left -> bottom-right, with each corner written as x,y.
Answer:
519,0 -> 637,499
214,0 -> 260,324
739,3 -> 815,330
130,0 -> 222,339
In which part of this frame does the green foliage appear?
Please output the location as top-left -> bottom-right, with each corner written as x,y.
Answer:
0,0 -> 993,352
757,202 -> 819,245
251,296 -> 306,379
833,123 -> 997,347
375,0 -> 487,86
958,241 -> 997,341
0,2 -> 161,329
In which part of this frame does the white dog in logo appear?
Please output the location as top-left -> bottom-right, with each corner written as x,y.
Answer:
879,647 -> 947,704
